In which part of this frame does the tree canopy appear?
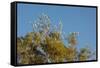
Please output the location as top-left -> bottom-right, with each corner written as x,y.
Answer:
17,14 -> 95,64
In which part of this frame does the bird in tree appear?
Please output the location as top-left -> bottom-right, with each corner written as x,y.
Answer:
67,32 -> 79,46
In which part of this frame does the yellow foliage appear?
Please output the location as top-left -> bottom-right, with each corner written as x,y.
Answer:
44,34 -> 67,62
66,47 -> 77,61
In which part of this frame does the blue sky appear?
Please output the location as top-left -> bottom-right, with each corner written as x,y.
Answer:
17,3 -> 96,51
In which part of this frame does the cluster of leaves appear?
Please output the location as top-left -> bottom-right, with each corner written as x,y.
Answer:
17,14 -> 95,64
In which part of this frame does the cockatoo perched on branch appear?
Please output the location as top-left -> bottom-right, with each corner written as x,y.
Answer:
67,32 -> 79,46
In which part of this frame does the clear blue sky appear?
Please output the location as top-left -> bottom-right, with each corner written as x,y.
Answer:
17,3 -> 96,51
